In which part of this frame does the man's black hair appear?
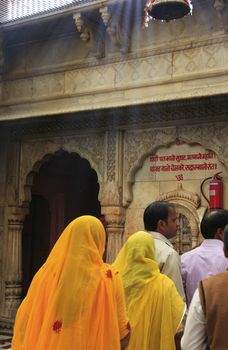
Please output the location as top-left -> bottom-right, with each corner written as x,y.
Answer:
224,224 -> 228,251
143,201 -> 175,231
200,209 -> 228,239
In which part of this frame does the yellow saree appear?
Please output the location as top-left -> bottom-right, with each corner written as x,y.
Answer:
12,215 -> 129,350
113,231 -> 185,350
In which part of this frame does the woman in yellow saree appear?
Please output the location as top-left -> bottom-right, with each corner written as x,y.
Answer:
113,231 -> 185,350
12,215 -> 130,350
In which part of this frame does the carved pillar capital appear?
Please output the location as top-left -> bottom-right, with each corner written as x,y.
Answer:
101,205 -> 126,263
8,206 -> 28,223
99,181 -> 122,206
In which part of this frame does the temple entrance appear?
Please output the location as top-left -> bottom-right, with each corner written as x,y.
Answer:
22,150 -> 101,297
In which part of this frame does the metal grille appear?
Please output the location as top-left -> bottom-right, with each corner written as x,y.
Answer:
0,0 -> 91,24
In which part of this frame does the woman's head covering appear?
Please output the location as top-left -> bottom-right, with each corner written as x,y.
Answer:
113,231 -> 185,350
12,215 -> 127,350
113,231 -> 159,299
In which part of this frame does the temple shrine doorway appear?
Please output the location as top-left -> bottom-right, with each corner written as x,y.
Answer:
22,150 -> 101,297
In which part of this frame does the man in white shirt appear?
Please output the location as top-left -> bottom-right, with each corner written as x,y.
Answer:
181,223 -> 228,349
144,201 -> 185,300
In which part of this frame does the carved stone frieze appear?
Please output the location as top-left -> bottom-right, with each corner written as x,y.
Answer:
73,12 -> 105,58
8,95 -> 228,137
2,78 -> 33,103
19,134 -> 105,205
33,73 -> 65,99
1,34 -> 228,112
173,41 -> 228,77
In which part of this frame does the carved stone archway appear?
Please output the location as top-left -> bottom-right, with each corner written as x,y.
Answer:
19,134 -> 105,206
3,135 -> 105,323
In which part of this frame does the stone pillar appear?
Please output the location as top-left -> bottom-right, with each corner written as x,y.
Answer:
4,207 -> 26,320
101,205 -> 126,263
99,130 -> 125,263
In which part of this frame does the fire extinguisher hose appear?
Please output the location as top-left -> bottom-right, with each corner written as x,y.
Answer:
200,177 -> 212,205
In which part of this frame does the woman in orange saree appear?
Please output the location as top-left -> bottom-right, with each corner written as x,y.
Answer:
113,231 -> 185,350
12,215 -> 130,350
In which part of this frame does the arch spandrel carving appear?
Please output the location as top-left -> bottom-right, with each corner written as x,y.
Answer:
177,122 -> 228,165
19,134 -> 105,205
123,127 -> 176,206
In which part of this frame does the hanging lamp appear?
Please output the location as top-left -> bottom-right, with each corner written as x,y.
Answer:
145,0 -> 192,23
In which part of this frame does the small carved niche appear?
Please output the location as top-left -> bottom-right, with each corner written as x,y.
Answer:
158,183 -> 203,254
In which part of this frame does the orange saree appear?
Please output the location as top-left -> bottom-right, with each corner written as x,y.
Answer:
12,215 -> 129,350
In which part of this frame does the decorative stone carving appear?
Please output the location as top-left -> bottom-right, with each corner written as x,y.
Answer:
101,205 -> 126,263
99,5 -> 131,54
213,0 -> 227,31
73,12 -> 105,58
157,183 -> 202,252
4,207 -> 27,319
19,134 -> 105,205
8,95 -> 228,138
99,181 -> 122,206
123,127 -> 176,205
158,182 -> 201,210
177,123 -> 228,164
32,73 -> 65,99
106,131 -> 117,182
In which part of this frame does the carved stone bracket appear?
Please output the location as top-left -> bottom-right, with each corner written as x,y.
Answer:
213,0 -> 227,31
99,5 -> 131,54
73,12 -> 105,58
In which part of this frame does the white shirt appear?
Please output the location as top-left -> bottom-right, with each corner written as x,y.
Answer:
181,289 -> 208,350
148,231 -> 185,300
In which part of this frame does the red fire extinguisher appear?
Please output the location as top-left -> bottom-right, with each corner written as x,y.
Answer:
201,172 -> 223,210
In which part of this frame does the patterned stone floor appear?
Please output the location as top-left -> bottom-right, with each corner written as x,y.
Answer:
0,332 -> 12,350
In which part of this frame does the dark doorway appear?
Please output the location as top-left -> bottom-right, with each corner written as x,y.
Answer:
22,151 -> 101,297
